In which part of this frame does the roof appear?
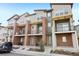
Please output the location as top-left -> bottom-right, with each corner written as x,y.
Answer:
50,3 -> 73,5
34,9 -> 53,12
0,26 -> 8,28
7,14 -> 19,21
50,3 -> 73,8
34,9 -> 48,11
25,13 -> 36,17
20,12 -> 29,17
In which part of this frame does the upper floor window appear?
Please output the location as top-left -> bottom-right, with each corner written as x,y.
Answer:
64,11 -> 68,14
36,14 -> 43,20
47,12 -> 51,17
53,8 -> 69,16
48,22 -> 51,27
55,13 -> 59,16
56,22 -> 69,32
37,24 -> 42,33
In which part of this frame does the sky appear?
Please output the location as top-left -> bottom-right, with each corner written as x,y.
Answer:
0,3 -> 79,26
72,3 -> 79,25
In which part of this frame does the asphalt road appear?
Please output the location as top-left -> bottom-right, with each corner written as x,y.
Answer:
0,52 -> 30,56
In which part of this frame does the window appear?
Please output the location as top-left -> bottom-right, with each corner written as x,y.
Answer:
60,12 -> 63,15
39,26 -> 42,32
62,36 -> 67,42
37,24 -> 42,34
56,22 -> 69,32
48,36 -> 52,46
53,8 -> 69,16
55,13 -> 59,16
48,12 -> 51,17
37,14 -> 42,20
48,22 -> 51,27
65,11 -> 68,14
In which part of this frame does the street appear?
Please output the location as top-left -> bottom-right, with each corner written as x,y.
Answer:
0,52 -> 30,56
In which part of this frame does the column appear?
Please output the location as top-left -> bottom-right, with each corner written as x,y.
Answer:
42,17 -> 47,45
24,22 -> 30,46
12,23 -> 17,45
70,17 -> 74,30
52,20 -> 57,50
72,31 -> 79,49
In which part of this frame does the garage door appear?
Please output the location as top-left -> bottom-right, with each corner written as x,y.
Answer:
56,33 -> 73,47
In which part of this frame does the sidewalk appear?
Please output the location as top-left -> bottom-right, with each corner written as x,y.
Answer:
12,46 -> 68,56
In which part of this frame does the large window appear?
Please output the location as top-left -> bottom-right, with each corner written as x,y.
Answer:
48,22 -> 51,27
37,14 -> 42,20
53,8 -> 69,17
48,35 -> 52,46
37,24 -> 42,34
56,22 -> 69,32
31,25 -> 35,34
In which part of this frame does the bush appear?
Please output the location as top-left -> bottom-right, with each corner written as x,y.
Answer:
39,40 -> 45,52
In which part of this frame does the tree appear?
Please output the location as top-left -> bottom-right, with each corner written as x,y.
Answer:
39,40 -> 45,52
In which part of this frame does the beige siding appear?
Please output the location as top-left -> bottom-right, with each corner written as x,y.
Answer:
52,4 -> 72,12
17,14 -> 28,25
34,11 -> 47,17
8,16 -> 18,25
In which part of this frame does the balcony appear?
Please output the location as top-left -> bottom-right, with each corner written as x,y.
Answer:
55,25 -> 74,32
7,23 -> 14,29
8,21 -> 15,26
52,9 -> 72,20
52,13 -> 72,20
30,30 -> 42,34
28,34 -> 43,36
15,29 -> 25,36
28,29 -> 43,36
30,20 -> 42,25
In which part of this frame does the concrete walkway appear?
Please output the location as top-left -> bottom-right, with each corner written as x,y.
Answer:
12,49 -> 68,56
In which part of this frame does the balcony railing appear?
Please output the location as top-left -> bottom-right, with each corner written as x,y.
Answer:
8,22 -> 15,26
30,30 -> 42,34
55,26 -> 74,32
15,30 -> 25,35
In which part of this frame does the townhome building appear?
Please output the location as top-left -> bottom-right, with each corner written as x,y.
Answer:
25,9 -> 52,46
50,3 -> 79,50
12,13 -> 31,46
0,23 -> 8,44
7,3 -> 79,50
7,14 -> 19,43
7,8 -> 53,46
74,25 -> 79,45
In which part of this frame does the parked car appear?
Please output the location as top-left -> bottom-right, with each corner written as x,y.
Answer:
0,42 -> 12,53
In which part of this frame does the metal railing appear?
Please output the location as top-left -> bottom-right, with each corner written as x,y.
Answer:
15,30 -> 25,35
55,26 -> 74,32
30,30 -> 42,34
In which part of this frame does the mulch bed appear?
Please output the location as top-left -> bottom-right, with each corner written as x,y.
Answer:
50,49 -> 79,56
